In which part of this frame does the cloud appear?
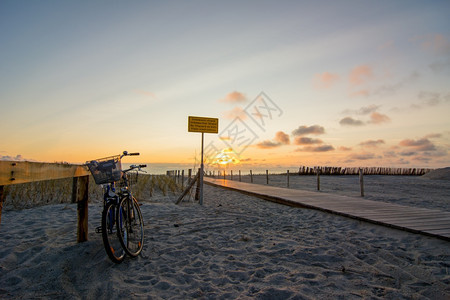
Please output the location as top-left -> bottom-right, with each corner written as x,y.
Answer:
417,34 -> 450,55
294,137 -> 323,145
134,90 -> 158,99
425,133 -> 442,139
348,153 -> 376,160
349,65 -> 373,86
342,105 -> 380,116
339,117 -> 364,126
359,139 -> 385,148
256,140 -> 281,149
296,145 -> 335,152
274,131 -> 290,145
399,138 -> 436,151
314,72 -> 340,89
222,107 -> 247,120
372,71 -> 420,97
430,59 -> 450,74
349,89 -> 370,97
418,91 -> 443,107
219,91 -> 247,103
292,125 -> 325,136
368,112 -> 391,124
0,154 -> 31,161
339,146 -> 352,151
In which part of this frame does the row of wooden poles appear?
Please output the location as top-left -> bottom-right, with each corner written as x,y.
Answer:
167,168 -> 368,197
297,166 -> 432,175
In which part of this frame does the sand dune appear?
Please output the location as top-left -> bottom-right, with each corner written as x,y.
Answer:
1,185 -> 449,299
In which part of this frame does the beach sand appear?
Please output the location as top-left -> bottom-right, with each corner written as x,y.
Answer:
1,184 -> 449,299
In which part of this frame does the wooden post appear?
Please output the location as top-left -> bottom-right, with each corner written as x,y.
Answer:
266,170 -> 269,184
223,170 -> 226,180
195,168 -> 201,201
316,168 -> 320,191
250,170 -> 253,183
181,170 -> 185,189
188,169 -> 192,181
231,170 -> 233,180
76,175 -> 89,243
0,185 -> 4,226
176,171 -> 200,204
287,170 -> 290,188
359,168 -> 364,197
239,170 -> 241,182
71,177 -> 78,203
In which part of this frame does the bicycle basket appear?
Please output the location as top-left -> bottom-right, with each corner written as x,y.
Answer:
86,156 -> 122,184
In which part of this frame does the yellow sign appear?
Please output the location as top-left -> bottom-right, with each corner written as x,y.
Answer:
188,116 -> 219,133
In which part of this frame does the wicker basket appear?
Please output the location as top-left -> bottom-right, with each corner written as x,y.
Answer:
86,156 -> 122,184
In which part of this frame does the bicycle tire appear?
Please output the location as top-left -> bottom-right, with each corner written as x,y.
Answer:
117,196 -> 144,257
101,201 -> 126,263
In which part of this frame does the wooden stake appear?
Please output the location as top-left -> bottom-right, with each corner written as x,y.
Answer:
250,170 -> 253,183
316,168 -> 320,191
76,175 -> 89,243
359,168 -> 364,197
176,171 -> 200,204
266,170 -> 269,184
0,185 -> 4,227
239,170 -> 241,182
287,170 -> 290,188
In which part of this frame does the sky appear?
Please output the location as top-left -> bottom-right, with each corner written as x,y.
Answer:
1,0 -> 449,171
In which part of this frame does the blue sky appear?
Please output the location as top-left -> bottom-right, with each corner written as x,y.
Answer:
1,1 -> 449,170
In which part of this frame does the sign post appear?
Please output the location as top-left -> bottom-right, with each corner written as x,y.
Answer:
188,116 -> 218,205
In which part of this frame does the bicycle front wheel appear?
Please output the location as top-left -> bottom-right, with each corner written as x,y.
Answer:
101,202 -> 126,263
117,196 -> 144,257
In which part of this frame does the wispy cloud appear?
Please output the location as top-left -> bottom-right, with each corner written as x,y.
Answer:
349,65 -> 373,86
294,137 -> 323,145
222,107 -> 247,120
415,33 -> 450,55
359,139 -> 385,148
219,91 -> 247,103
256,140 -> 281,149
292,125 -> 325,136
274,131 -> 290,145
399,138 -> 436,151
295,145 -> 334,152
368,112 -> 391,124
314,72 -> 340,89
256,131 -> 289,149
339,117 -> 365,126
340,105 -> 390,126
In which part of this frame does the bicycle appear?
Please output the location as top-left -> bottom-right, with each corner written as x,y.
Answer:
87,151 -> 146,263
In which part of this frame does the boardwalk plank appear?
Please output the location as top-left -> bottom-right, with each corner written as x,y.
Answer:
205,178 -> 450,241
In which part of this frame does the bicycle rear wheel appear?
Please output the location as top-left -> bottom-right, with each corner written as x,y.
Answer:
102,202 -> 126,263
117,196 -> 144,257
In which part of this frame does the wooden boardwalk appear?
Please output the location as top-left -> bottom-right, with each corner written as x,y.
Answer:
204,178 -> 450,241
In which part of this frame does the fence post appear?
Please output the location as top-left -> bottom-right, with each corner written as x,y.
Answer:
181,170 -> 185,189
359,168 -> 364,197
239,170 -> 241,182
287,170 -> 290,188
250,170 -> 253,183
266,170 -> 269,184
223,170 -> 226,180
0,185 -> 4,226
316,168 -> 320,191
71,177 -> 78,203
231,170 -> 233,180
76,175 -> 89,243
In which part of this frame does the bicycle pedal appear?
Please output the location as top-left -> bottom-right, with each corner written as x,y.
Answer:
95,226 -> 102,233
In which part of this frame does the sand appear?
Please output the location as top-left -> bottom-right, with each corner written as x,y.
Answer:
1,183 -> 449,299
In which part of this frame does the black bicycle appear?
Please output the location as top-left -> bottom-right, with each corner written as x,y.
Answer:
87,151 -> 146,263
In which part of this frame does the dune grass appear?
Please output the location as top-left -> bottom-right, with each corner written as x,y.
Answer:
2,174 -> 185,210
